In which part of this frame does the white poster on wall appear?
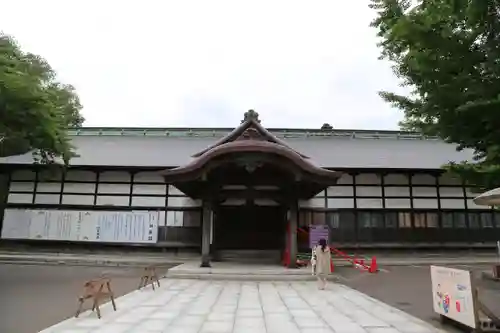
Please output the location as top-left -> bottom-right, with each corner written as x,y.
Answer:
0,209 -> 32,239
85,210 -> 159,243
1,209 -> 159,244
29,210 -> 80,240
430,265 -> 477,328
78,211 -> 94,241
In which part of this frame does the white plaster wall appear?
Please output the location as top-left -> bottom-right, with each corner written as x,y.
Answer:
327,198 -> 355,208
321,172 -> 470,210
168,197 -> 202,207
165,211 -> 200,227
356,173 -> 380,184
327,186 -> 354,196
357,186 -> 382,197
385,198 -> 411,209
337,174 -> 354,184
7,170 -> 201,209
412,174 -> 436,185
299,198 -> 324,208
357,198 -> 384,209
5,170 -> 483,212
385,174 -> 409,185
385,186 -> 410,197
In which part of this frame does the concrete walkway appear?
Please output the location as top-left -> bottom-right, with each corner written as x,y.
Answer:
40,279 -> 445,333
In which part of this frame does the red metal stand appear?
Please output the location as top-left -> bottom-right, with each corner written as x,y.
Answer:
330,246 -> 379,274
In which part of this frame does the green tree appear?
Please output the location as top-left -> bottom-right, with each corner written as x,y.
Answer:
0,33 -> 84,164
370,0 -> 500,190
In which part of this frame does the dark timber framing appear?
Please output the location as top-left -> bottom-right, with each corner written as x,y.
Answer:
1,165 -> 500,254
1,164 -> 203,248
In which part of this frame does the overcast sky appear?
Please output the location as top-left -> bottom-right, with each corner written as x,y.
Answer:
1,0 -> 407,129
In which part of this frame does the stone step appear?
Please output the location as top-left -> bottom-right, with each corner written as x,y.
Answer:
217,249 -> 280,256
166,272 -> 318,281
165,262 -> 336,281
216,250 -> 281,263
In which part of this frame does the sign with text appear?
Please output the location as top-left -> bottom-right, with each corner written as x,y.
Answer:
430,265 -> 477,328
1,209 -> 159,244
309,225 -> 329,248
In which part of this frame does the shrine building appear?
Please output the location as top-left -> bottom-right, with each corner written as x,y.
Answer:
0,110 -> 498,267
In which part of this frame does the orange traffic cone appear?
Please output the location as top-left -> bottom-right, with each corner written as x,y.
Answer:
368,256 -> 378,273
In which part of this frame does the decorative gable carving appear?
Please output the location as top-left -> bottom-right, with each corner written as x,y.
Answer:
236,127 -> 266,141
192,109 -> 309,158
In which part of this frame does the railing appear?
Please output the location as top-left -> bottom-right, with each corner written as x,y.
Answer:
330,246 -> 378,273
287,227 -> 379,273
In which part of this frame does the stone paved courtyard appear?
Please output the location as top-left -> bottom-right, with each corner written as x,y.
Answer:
41,279 -> 445,333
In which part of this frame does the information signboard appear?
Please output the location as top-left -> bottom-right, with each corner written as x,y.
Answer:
1,208 -> 159,244
309,225 -> 329,248
430,265 -> 478,329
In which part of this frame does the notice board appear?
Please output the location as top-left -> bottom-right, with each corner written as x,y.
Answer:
309,225 -> 329,248
430,265 -> 478,329
1,208 -> 159,244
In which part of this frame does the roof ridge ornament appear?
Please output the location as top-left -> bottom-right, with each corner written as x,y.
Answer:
242,109 -> 260,124
321,123 -> 333,131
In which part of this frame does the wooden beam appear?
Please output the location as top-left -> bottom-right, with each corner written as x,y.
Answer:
215,189 -> 286,201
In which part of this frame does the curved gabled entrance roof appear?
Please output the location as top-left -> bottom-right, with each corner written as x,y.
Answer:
163,140 -> 339,180
161,110 -> 342,199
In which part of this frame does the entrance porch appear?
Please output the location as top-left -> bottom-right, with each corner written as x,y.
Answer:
161,110 -> 341,268
168,159 -> 309,268
166,261 -> 320,281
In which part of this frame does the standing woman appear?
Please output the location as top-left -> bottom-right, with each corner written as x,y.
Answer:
312,238 -> 332,290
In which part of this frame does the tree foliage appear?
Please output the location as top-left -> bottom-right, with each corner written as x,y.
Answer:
370,0 -> 500,190
0,33 -> 84,164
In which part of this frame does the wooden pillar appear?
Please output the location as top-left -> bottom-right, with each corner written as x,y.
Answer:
288,200 -> 298,269
201,200 -> 212,268
0,172 -> 9,235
